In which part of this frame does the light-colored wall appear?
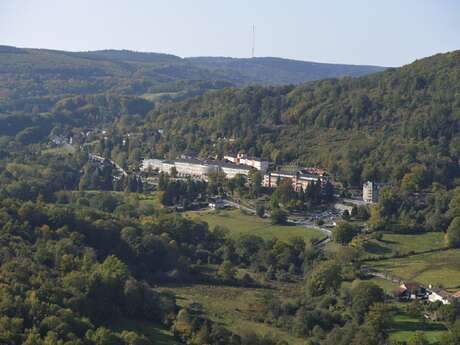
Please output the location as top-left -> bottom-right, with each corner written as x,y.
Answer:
429,293 -> 450,305
221,166 -> 250,179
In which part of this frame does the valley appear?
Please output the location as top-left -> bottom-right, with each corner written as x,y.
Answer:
1,31 -> 460,345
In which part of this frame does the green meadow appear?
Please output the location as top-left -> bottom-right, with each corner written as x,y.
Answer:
388,313 -> 447,344
186,209 -> 326,242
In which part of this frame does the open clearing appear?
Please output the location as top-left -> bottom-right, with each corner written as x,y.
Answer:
388,313 -> 447,344
363,232 -> 446,259
185,209 -> 326,242
370,248 -> 460,289
158,283 -> 307,345
111,318 -> 180,345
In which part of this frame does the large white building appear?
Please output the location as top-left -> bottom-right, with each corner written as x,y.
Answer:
141,157 -> 252,180
174,159 -> 218,178
217,161 -> 251,179
224,153 -> 269,171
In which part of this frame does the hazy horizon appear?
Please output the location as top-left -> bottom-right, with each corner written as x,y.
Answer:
1,0 -> 459,67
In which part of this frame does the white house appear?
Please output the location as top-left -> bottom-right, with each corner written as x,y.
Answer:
429,288 -> 451,305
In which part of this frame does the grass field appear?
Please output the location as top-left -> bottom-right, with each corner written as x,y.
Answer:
363,232 -> 446,259
158,283 -> 307,345
370,248 -> 460,289
42,144 -> 76,155
342,277 -> 399,294
185,209 -> 326,242
388,313 -> 447,344
111,318 -> 180,345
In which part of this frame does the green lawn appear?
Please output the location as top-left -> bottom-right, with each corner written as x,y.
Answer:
111,318 -> 180,345
388,313 -> 447,344
158,283 -> 306,345
370,248 -> 460,289
186,209 -> 326,242
363,232 -> 446,259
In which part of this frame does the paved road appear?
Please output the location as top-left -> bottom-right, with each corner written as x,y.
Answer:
89,153 -> 128,176
292,219 -> 332,244
222,199 -> 256,215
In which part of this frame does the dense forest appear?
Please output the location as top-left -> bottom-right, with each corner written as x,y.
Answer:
0,45 -> 384,102
147,50 -> 460,187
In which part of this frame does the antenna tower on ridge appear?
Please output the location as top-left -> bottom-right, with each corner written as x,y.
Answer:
252,24 -> 255,58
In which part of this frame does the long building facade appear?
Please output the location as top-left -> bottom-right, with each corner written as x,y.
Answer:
141,157 -> 326,191
141,158 -> 252,180
223,153 -> 269,171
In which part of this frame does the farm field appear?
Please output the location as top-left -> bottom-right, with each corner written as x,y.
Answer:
363,232 -> 446,259
388,313 -> 447,344
369,248 -> 460,289
157,283 -> 307,345
185,209 -> 326,242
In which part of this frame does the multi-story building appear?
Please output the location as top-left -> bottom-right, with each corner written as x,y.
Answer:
216,161 -> 252,179
140,157 -> 251,180
174,159 -> 218,179
224,153 -> 269,171
363,181 -> 386,203
263,170 -> 326,191
141,159 -> 164,172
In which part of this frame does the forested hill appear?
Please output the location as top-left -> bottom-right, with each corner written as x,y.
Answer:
148,49 -> 460,187
0,45 -> 385,101
187,56 -> 385,85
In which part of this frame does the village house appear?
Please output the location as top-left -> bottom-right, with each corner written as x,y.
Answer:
393,282 -> 428,301
428,288 -> 452,305
452,291 -> 460,300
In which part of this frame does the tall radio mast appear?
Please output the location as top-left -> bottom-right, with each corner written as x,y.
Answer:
251,24 -> 255,58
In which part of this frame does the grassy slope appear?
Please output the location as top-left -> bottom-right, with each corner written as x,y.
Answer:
388,313 -> 447,344
111,319 -> 181,345
359,232 -> 457,290
185,209 -> 326,242
363,232 -> 446,259
158,283 -> 307,345
370,248 -> 460,289
342,277 -> 399,294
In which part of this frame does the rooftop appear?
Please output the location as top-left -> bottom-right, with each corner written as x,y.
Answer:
212,160 -> 252,170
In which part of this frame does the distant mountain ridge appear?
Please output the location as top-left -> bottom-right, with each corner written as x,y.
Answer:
186,56 -> 385,85
0,45 -> 386,102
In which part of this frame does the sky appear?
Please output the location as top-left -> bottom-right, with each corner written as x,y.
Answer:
1,0 -> 459,67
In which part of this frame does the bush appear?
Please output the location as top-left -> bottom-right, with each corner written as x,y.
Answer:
332,221 -> 359,244
446,217 -> 460,248
270,208 -> 287,225
256,204 -> 265,218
